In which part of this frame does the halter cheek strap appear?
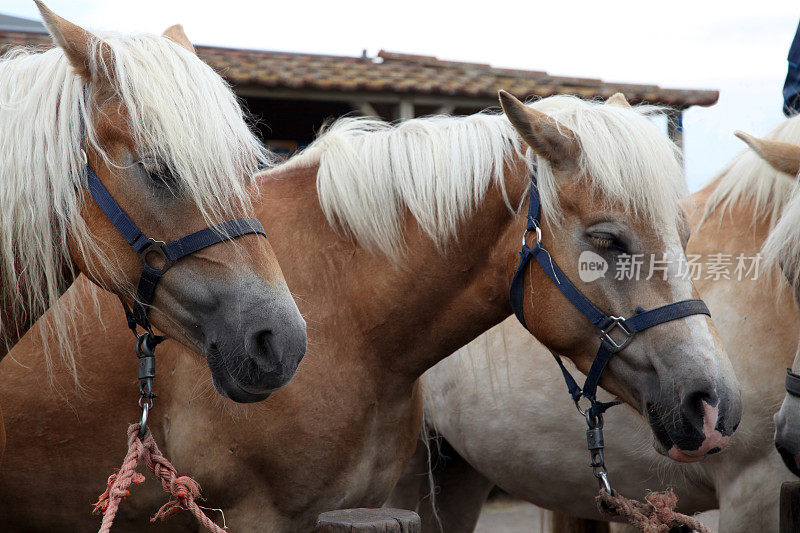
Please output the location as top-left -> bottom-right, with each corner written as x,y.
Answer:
85,164 -> 267,337
509,173 -> 711,418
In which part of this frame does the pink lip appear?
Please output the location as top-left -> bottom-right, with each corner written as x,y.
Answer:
667,446 -> 706,463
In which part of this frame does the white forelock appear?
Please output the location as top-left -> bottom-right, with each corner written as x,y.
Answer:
285,95 -> 686,257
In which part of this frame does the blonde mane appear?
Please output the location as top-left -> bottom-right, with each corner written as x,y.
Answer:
284,95 -> 685,257
702,115 -> 800,230
763,121 -> 800,288
0,32 -> 271,374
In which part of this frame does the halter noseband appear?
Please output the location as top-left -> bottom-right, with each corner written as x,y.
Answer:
509,171 -> 711,492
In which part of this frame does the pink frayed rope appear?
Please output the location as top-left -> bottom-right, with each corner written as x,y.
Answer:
93,424 -> 225,533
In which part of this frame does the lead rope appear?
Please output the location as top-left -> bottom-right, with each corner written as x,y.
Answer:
596,488 -> 712,533
78,91 -> 264,531
93,424 -> 225,533
91,328 -> 226,532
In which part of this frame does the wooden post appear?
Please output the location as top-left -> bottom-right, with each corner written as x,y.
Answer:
351,101 -> 380,119
781,481 -> 800,533
397,99 -> 414,121
314,508 -> 421,532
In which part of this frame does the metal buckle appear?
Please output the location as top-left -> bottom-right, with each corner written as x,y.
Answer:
139,238 -> 173,273
599,316 -> 634,353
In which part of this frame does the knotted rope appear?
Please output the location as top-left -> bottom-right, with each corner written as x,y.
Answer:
93,424 -> 225,533
596,488 -> 711,533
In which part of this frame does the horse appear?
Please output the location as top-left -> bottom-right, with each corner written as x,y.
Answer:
388,117 -> 800,532
761,136 -> 800,477
0,3 -> 306,409
0,92 -> 740,531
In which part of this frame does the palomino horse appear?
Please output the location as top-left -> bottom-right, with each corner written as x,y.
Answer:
389,118 -> 800,532
0,93 -> 740,530
762,137 -> 800,477
0,4 -> 306,403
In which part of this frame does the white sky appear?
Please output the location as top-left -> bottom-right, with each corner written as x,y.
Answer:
5,0 -> 798,191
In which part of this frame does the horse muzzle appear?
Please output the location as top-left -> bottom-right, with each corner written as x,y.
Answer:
646,390 -> 740,463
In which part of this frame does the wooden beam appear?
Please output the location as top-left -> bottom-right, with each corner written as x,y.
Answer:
234,85 -> 499,110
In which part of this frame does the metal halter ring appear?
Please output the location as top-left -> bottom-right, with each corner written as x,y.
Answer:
522,225 -> 542,247
575,397 -> 591,416
599,316 -> 634,353
585,409 -> 604,430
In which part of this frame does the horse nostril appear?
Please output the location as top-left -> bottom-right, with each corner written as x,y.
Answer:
706,447 -> 721,455
681,388 -> 718,427
682,390 -> 710,421
255,330 -> 273,351
251,329 -> 277,365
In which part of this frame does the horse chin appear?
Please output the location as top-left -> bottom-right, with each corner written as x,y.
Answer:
209,365 -> 273,403
776,442 -> 800,478
204,345 -> 276,403
646,404 -> 713,464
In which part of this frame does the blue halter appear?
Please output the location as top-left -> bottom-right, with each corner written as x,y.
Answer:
86,164 -> 268,437
509,172 -> 711,418
85,164 -> 267,337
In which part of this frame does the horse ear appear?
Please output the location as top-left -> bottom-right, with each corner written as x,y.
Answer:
163,24 -> 196,55
605,93 -> 631,108
735,130 -> 800,178
498,90 -> 580,170
35,1 -> 98,80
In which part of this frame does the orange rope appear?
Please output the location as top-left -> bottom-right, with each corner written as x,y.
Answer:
93,424 -> 225,533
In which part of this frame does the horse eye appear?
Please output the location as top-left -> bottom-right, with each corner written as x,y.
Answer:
589,232 -> 627,253
140,157 -> 176,184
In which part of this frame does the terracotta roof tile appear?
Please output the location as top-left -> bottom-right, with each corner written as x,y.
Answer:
0,30 -> 718,108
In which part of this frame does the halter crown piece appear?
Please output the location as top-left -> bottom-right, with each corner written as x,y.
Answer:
84,161 -> 267,437
508,171 -> 711,493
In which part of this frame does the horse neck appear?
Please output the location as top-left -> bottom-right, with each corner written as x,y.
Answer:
257,159 -> 529,385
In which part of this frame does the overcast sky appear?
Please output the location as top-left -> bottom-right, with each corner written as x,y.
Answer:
5,0 -> 797,191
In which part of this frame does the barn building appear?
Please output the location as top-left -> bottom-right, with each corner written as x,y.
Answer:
1,12 -> 718,159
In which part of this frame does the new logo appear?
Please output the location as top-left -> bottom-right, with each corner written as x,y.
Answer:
578,251 -> 608,283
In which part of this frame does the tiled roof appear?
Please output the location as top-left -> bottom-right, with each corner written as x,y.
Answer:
0,29 -> 718,108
